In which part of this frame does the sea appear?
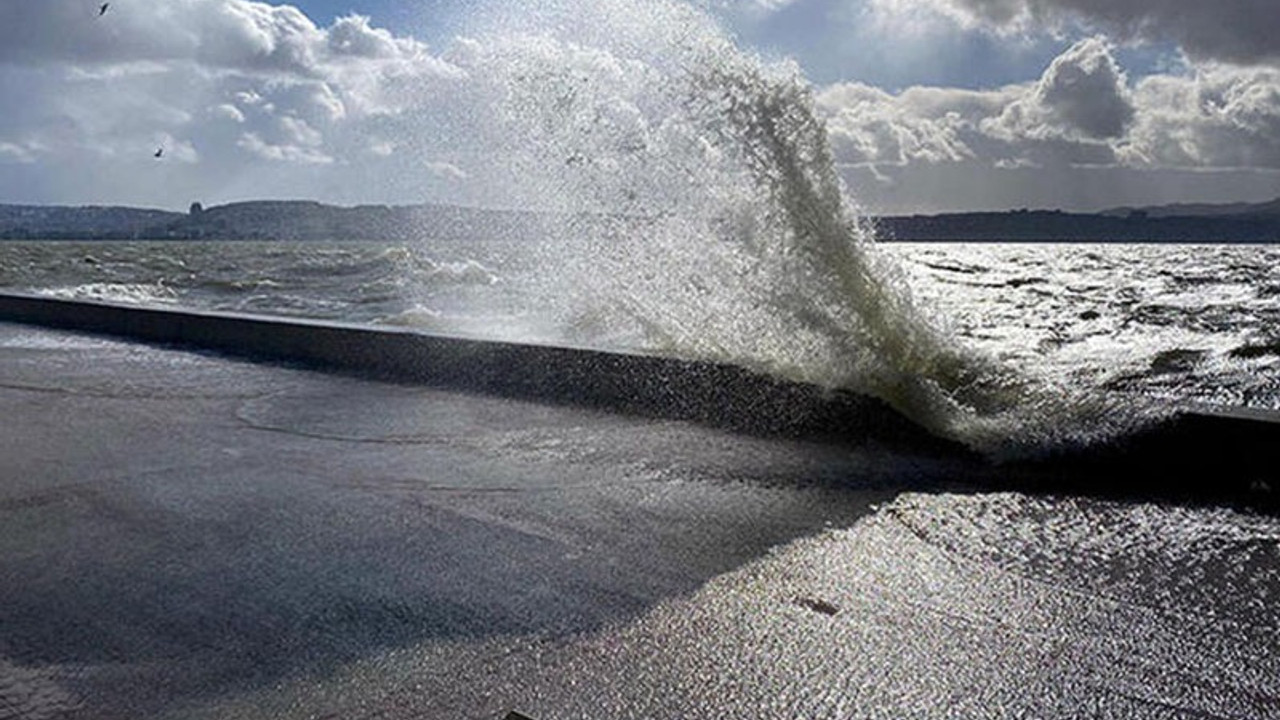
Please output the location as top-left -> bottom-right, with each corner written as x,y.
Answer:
2,238 -> 1278,435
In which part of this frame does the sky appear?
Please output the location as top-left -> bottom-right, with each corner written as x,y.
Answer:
0,0 -> 1278,214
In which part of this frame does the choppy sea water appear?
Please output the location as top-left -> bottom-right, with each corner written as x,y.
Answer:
895,243 -> 1280,411
2,239 -> 1278,417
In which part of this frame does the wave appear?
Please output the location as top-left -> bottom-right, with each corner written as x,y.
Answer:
443,0 -> 1155,454
35,281 -> 179,306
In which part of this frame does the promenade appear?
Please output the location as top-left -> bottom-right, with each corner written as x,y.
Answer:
1,317 -> 1276,719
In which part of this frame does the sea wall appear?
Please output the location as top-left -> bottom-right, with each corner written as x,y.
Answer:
1,291 -> 1276,506
0,291 -> 946,450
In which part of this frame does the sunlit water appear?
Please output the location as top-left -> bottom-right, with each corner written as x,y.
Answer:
896,243 -> 1280,411
3,239 -> 1278,419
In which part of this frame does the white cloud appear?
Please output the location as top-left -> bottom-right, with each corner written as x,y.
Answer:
237,131 -> 332,164
0,142 -> 37,164
423,160 -> 468,181
211,103 -> 246,123
1121,65 -> 1280,169
744,0 -> 803,12
817,82 -> 980,166
1,0 -> 1276,214
327,14 -> 409,59
993,157 -> 1038,169
156,133 -> 201,164
0,1 -> 461,79
278,116 -> 322,147
0,0 -> 476,203
817,38 -> 1280,176
0,1 -> 462,131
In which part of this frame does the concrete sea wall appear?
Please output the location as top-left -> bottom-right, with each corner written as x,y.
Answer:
0,291 -> 948,449
1,291 -> 1275,507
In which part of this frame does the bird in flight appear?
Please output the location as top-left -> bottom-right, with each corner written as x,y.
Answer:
154,147 -> 164,159
98,3 -> 109,16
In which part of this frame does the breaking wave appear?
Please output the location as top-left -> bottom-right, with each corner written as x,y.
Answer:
446,0 -> 1153,454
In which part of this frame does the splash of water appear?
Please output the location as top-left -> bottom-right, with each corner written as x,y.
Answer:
440,0 -> 1153,454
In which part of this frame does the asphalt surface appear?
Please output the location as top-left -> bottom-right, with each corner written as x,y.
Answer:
0,322 -> 973,719
2,321 -> 1277,719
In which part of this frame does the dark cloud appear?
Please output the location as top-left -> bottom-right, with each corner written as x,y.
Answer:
935,0 -> 1280,65
984,37 -> 1134,143
1033,37 -> 1134,138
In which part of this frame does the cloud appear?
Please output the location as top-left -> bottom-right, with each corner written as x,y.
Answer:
984,37 -> 1134,141
155,133 -> 201,164
277,116 -> 322,146
817,37 -> 1280,176
0,0 -> 733,209
817,82 -> 984,166
887,0 -> 1280,66
423,160 -> 469,181
0,1 -> 464,132
2,0 -> 1276,216
724,0 -> 804,16
0,0 -> 469,76
0,142 -> 37,164
0,0 -> 478,204
1122,65 -> 1280,169
236,131 -> 332,164
842,161 -> 1280,215
817,41 -> 1129,171
810,32 -> 1280,211
0,0 -> 316,71
327,14 -> 412,59
211,103 -> 246,123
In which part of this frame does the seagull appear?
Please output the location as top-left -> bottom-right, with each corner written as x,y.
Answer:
154,147 -> 164,159
98,3 -> 109,16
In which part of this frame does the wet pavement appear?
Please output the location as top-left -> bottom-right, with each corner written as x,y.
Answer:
1,321 -> 1277,719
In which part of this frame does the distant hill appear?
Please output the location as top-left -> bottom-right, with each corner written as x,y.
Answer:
1099,197 -> 1280,218
159,201 -> 548,243
3,198 -> 1280,243
0,200 -> 552,243
0,204 -> 183,239
876,198 -> 1280,242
